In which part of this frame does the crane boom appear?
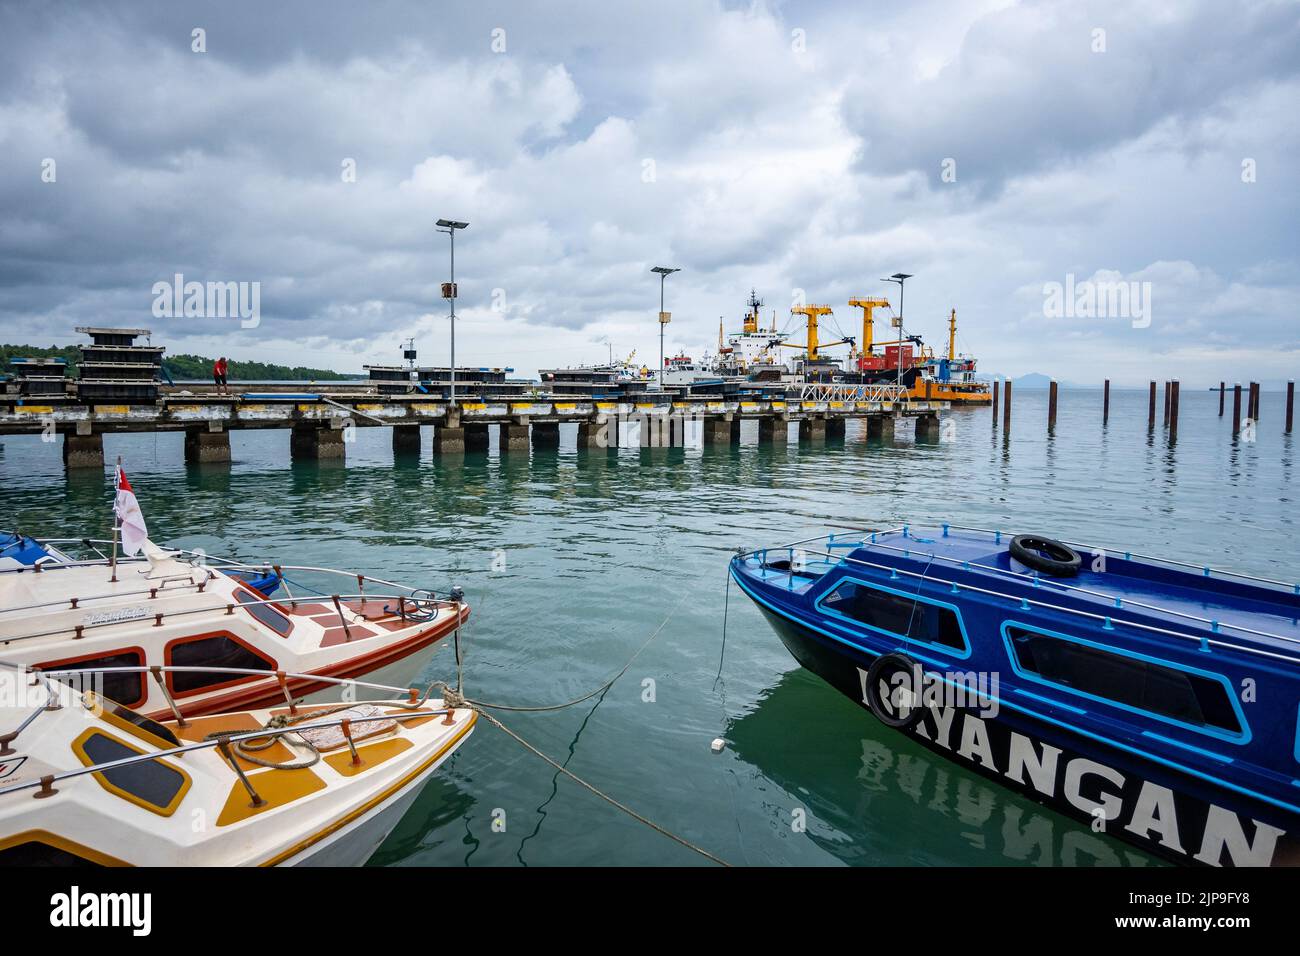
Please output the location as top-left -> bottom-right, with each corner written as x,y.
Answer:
847,297 -> 890,358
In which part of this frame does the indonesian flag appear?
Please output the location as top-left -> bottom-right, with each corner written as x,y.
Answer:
114,466 -> 149,557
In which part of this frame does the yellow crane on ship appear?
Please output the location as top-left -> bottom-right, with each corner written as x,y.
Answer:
780,305 -> 853,361
847,297 -> 890,358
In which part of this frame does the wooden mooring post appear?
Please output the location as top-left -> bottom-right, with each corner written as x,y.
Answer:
1169,380 -> 1180,441
1249,382 -> 1261,421
1047,380 -> 1058,432
1288,381 -> 1295,434
1148,382 -> 1157,429
1002,380 -> 1013,431
1162,381 -> 1171,427
1103,379 -> 1110,425
1232,383 -> 1242,436
991,379 -> 1000,428
1218,381 -> 1225,417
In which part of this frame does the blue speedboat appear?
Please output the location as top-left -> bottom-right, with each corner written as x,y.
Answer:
731,524 -> 1300,867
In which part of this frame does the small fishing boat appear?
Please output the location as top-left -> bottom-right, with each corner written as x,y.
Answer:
731,524 -> 1300,867
0,664 -> 474,865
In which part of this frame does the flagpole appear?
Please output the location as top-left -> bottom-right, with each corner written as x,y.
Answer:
110,456 -> 121,583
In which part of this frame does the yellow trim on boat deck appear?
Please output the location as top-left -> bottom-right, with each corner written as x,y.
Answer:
258,711 -> 477,866
324,737 -> 413,777
217,767 -> 327,827
71,728 -> 192,818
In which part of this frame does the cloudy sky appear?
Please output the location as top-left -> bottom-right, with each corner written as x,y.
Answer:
1,0 -> 1297,386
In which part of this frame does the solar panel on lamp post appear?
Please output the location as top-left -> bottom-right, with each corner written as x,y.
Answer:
436,219 -> 469,405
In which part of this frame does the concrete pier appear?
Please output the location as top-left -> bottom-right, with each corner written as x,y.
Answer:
291,423 -> 345,460
184,428 -> 231,463
825,417 -> 846,440
866,416 -> 896,442
704,416 -> 739,445
576,418 -> 610,449
432,426 -> 465,455
915,414 -> 941,442
798,417 -> 826,442
62,432 -> 104,469
758,417 -> 789,444
392,424 -> 421,456
500,422 -> 530,452
465,422 -> 490,452
532,421 -> 560,449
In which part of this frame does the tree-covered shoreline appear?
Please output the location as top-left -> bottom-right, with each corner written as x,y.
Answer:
1,344 -> 358,381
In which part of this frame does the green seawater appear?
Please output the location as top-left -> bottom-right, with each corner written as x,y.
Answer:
1,388 -> 1293,866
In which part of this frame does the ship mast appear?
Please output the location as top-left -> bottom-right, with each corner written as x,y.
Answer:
948,308 -> 957,362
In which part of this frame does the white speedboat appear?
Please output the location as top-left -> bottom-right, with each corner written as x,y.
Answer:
0,665 -> 474,866
0,543 -> 468,721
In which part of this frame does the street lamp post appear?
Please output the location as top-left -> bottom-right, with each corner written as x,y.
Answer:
436,219 -> 469,405
651,266 -> 680,384
881,272 -> 913,408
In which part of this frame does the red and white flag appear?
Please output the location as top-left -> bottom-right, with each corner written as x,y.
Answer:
114,466 -> 149,556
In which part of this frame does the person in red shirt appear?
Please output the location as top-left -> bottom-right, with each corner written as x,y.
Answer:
213,356 -> 229,396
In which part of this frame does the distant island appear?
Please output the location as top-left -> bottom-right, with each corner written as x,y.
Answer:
0,343 -> 357,382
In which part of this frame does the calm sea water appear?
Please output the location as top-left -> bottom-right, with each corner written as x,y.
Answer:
1,387 -> 1294,866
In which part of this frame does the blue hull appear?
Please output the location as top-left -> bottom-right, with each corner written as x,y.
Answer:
732,526 -> 1300,867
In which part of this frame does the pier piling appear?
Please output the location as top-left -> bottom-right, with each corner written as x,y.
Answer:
798,417 -> 827,443
290,422 -> 345,460
575,418 -> 609,449
1218,382 -> 1225,417
1287,381 -> 1295,434
500,422 -> 530,452
1002,380 -> 1012,431
1162,381 -> 1171,428
392,424 -> 421,456
1047,381 -> 1058,432
464,422 -> 490,452
1249,382 -> 1260,421
432,425 -> 465,455
758,416 -> 789,444
1103,379 -> 1110,425
531,421 -> 561,449
1169,380 -> 1180,441
1148,382 -> 1156,429
185,427 -> 232,463
62,432 -> 104,469
915,414 -> 941,442
1232,383 -> 1242,437
991,380 -> 1000,428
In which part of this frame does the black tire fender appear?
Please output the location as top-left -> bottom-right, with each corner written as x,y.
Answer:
1009,534 -> 1082,578
863,652 -> 923,729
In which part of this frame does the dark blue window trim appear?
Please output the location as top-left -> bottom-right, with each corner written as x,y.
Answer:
814,575 -> 972,659
999,620 -> 1251,746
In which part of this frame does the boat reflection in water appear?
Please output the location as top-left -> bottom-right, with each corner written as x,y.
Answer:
727,667 -> 1158,867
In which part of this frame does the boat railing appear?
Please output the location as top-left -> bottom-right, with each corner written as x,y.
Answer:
734,541 -> 1300,667
812,531 -> 1293,645
0,585 -> 461,647
0,665 -> 465,803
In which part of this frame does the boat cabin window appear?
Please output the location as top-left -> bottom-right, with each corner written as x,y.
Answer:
234,589 -> 293,636
1006,626 -> 1242,736
166,634 -> 276,694
820,580 -> 967,652
36,649 -> 146,709
72,730 -> 190,816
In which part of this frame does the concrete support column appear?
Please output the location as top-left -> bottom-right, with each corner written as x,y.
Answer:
798,417 -> 826,442
62,432 -> 104,470
825,417 -> 846,440
643,415 -> 670,447
392,424 -> 422,456
532,422 -> 560,448
866,416 -> 896,442
184,429 -> 232,463
577,418 -> 611,449
433,425 -> 465,455
758,417 -> 789,444
291,423 -> 346,460
464,422 -> 490,452
500,423 -> 530,452
703,415 -> 739,445
915,414 -> 941,443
